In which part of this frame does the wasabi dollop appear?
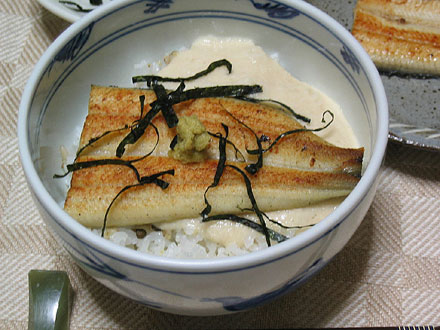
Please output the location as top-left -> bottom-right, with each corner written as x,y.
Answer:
168,115 -> 210,163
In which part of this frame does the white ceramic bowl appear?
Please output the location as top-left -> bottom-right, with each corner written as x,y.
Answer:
18,0 -> 388,315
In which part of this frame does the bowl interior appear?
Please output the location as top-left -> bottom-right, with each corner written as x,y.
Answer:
23,0 -> 381,251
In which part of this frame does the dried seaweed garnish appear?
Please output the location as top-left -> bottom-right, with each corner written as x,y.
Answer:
201,124 -> 229,218
169,135 -> 178,150
201,125 -> 273,246
128,123 -> 160,163
170,84 -> 262,103
208,132 -> 245,161
59,0 -> 102,12
54,123 -> 160,180
137,95 -> 146,121
237,96 -> 311,123
59,1 -> 93,12
115,100 -> 161,157
247,110 -> 335,155
75,95 -> 148,159
260,211 -> 314,230
151,224 -> 162,232
226,164 -> 272,246
54,158 -> 142,181
116,84 -> 262,157
202,214 -> 288,243
75,126 -> 129,159
101,169 -> 175,236
152,84 -> 179,128
132,59 -> 232,86
239,207 -> 315,230
218,103 -> 264,175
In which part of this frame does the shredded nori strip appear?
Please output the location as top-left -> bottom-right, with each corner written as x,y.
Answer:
260,211 -> 314,230
217,103 -> 264,174
239,207 -> 315,230
169,135 -> 178,150
75,126 -> 129,159
226,164 -> 272,246
201,125 -> 229,218
116,84 -> 262,158
201,125 -> 275,246
170,84 -> 262,102
202,214 -> 288,243
208,132 -> 245,161
237,96 -> 311,123
75,95 -> 148,159
132,59 -> 232,86
152,84 -> 179,128
247,110 -> 334,155
54,123 -> 160,180
101,169 -> 175,236
59,1 -> 93,12
54,158 -> 142,181
138,95 -> 146,121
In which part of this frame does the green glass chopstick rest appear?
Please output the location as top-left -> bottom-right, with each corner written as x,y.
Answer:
28,270 -> 74,330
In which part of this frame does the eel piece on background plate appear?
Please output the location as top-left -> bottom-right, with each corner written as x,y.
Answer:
352,0 -> 440,75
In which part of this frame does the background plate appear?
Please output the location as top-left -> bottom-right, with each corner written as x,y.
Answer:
307,0 -> 440,151
36,0 -> 111,22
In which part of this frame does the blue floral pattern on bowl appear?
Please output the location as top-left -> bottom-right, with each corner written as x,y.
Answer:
144,0 -> 173,14
49,23 -> 94,72
203,258 -> 326,311
248,0 -> 300,19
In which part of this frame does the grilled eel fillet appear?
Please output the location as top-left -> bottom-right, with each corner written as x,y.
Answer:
64,85 -> 364,228
352,0 -> 440,75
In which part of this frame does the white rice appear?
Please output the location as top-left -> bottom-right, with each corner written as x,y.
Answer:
92,221 -> 270,259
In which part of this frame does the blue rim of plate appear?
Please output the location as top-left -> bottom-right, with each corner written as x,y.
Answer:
36,0 -> 85,22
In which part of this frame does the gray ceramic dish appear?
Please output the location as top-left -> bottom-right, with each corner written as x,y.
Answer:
307,0 -> 440,151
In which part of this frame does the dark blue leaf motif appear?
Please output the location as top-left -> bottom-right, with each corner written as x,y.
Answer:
203,258 -> 324,311
144,0 -> 173,14
72,247 -> 127,279
48,22 -> 94,73
248,0 -> 300,19
70,250 -> 164,309
341,45 -> 361,74
66,240 -> 193,304
110,281 -> 164,310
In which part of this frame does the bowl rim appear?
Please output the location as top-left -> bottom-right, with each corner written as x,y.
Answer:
18,0 -> 388,273
36,0 -> 82,23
